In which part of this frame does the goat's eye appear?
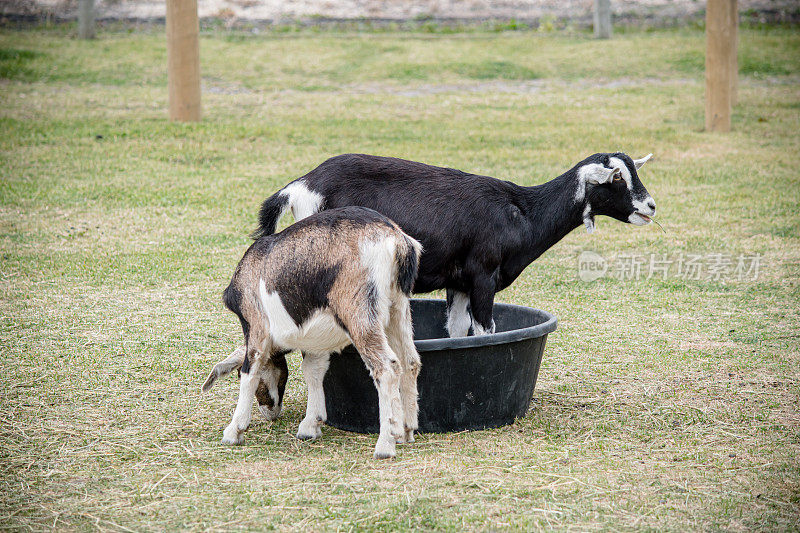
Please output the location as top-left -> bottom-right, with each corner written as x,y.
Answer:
613,175 -> 623,183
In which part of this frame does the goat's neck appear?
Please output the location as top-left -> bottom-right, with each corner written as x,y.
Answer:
516,171 -> 585,262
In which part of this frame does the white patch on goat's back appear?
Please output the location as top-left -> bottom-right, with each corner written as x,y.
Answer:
258,283 -> 350,352
446,292 -> 472,337
281,181 -> 324,221
259,279 -> 290,333
359,237 -> 396,324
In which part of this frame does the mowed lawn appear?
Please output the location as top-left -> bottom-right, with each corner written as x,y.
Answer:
1,23 -> 798,531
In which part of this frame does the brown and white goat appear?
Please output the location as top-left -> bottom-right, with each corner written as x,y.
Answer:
202,206 -> 422,459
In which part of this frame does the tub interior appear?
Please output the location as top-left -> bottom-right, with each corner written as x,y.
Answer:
410,299 -> 551,341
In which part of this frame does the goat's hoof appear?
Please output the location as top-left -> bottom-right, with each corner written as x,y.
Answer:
258,404 -> 281,421
396,429 -> 415,444
221,426 -> 243,445
374,451 -> 396,460
373,439 -> 396,459
389,422 -> 404,440
297,418 -> 323,440
296,426 -> 322,441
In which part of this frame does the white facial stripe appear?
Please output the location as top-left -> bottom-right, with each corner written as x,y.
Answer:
608,156 -> 655,215
257,362 -> 283,420
608,157 -> 632,189
281,180 -> 324,221
261,364 -> 281,405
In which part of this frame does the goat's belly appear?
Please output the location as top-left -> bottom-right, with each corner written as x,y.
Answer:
259,285 -> 352,353
272,309 -> 352,354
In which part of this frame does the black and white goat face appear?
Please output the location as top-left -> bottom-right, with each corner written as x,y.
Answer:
577,152 -> 656,233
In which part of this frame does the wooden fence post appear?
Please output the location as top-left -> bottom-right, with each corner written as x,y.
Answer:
729,0 -> 739,106
166,0 -> 202,122
594,0 -> 612,39
78,0 -> 95,40
705,0 -> 736,132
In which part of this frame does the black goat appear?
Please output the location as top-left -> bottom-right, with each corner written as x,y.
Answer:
254,153 -> 656,337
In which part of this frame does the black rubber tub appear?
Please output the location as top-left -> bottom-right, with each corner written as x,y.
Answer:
323,299 -> 557,433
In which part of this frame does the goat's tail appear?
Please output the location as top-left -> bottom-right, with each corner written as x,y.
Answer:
251,189 -> 291,240
396,234 -> 422,296
222,281 -> 243,318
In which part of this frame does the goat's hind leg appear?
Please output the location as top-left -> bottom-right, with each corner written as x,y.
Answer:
445,289 -> 473,338
387,297 -> 421,444
468,275 -> 497,336
297,352 -> 330,440
353,337 -> 404,459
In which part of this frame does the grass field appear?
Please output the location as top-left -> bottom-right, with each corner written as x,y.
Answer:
1,22 -> 799,531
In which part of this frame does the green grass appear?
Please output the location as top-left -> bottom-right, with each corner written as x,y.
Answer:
1,24 -> 799,531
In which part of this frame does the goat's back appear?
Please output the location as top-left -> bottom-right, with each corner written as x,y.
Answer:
283,154 -> 524,292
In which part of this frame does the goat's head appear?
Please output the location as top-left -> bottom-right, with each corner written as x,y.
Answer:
202,346 -> 289,421
576,152 -> 656,233
255,353 -> 288,421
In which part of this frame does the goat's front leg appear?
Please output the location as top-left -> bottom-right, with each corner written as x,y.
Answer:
222,350 -> 263,445
469,274 -> 497,336
297,352 -> 330,440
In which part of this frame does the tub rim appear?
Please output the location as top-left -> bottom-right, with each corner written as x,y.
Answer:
410,298 -> 558,352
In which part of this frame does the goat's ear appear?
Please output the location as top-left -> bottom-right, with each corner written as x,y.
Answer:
633,153 -> 652,170
201,346 -> 246,393
584,165 -> 620,185
201,371 -> 219,393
